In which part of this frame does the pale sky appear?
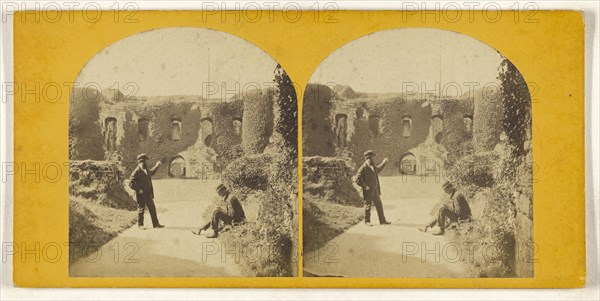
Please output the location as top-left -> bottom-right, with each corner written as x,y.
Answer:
76,27 -> 278,97
310,28 -> 505,95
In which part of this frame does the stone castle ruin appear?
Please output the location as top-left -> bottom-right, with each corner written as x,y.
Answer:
69,86 -> 274,179
303,83 -> 479,176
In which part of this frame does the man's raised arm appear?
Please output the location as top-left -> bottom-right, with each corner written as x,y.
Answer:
149,161 -> 162,176
376,157 -> 389,173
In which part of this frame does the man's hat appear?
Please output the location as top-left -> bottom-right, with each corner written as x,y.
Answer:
364,150 -> 376,157
216,183 -> 228,193
442,181 -> 454,190
136,153 -> 149,161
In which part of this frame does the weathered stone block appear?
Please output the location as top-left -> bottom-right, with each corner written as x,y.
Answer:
517,193 -> 533,218
515,213 -> 534,277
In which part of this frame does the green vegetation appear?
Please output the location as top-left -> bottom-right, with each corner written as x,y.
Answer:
302,197 -> 363,253
446,57 -> 533,278
447,151 -> 499,199
499,58 -> 531,157
69,160 -> 136,210
221,154 -> 272,200
274,63 -> 299,161
68,160 -> 136,262
302,156 -> 363,252
69,196 -> 137,263
447,147 -> 520,277
219,65 -> 298,277
472,87 -> 503,153
241,88 -> 274,155
302,156 -> 362,207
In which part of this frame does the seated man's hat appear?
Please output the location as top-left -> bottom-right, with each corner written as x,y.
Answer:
136,153 -> 149,161
216,183 -> 228,193
442,181 -> 454,190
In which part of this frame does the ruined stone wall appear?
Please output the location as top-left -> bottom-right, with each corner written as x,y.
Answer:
514,112 -> 534,278
70,93 -> 245,179
302,84 -> 336,157
104,100 -> 203,178
438,97 -> 475,162
69,87 -> 105,160
211,99 -> 244,171
302,84 -> 476,176
332,98 -> 432,176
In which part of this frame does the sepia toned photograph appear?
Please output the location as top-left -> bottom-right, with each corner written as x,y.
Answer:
68,27 -> 299,277
302,28 -> 533,278
4,5 -> 590,293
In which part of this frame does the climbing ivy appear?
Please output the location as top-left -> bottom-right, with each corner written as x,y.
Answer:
498,57 -> 531,156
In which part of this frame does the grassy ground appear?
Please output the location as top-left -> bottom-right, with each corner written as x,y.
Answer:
301,156 -> 364,253
219,221 -> 295,277
69,195 -> 137,263
218,190 -> 297,277
302,196 -> 363,252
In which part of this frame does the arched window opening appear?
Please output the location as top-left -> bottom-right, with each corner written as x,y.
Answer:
233,118 -> 242,136
104,117 -> 117,152
168,155 -> 186,178
368,115 -> 380,138
334,113 -> 348,147
463,115 -> 473,133
399,153 -> 417,175
138,118 -> 149,141
171,118 -> 182,141
201,118 -> 213,147
431,115 -> 444,143
402,116 -> 412,138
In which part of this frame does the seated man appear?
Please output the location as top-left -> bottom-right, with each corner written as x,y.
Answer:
419,181 -> 472,235
193,183 -> 245,238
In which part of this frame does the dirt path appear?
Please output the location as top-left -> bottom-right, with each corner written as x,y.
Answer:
70,179 -> 243,277
303,176 -> 469,278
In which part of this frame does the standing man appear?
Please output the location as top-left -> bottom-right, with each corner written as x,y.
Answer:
355,150 -> 391,226
418,181 -> 472,235
193,183 -> 245,238
128,153 -> 165,230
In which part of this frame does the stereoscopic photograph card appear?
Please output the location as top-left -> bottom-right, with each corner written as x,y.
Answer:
9,9 -> 585,288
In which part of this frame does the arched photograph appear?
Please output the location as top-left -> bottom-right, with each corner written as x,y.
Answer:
302,28 -> 533,278
68,27 -> 299,277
